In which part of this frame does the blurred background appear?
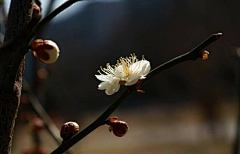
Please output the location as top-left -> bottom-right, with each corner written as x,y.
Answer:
1,0 -> 240,153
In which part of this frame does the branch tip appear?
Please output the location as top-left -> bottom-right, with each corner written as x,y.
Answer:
215,32 -> 223,39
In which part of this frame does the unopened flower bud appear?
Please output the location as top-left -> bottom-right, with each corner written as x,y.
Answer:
29,3 -> 42,27
32,3 -> 41,18
60,122 -> 79,140
31,39 -> 60,64
106,117 -> 128,137
198,50 -> 209,60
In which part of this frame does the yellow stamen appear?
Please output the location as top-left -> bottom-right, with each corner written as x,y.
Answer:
97,54 -> 143,77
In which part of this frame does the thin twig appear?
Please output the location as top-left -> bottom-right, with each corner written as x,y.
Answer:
143,33 -> 223,84
233,55 -> 240,154
23,79 -> 72,154
51,33 -> 222,154
28,0 -> 82,40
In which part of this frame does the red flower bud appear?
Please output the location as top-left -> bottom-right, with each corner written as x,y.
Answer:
32,3 -> 41,18
30,39 -> 60,64
198,50 -> 209,60
60,122 -> 79,140
106,117 -> 129,137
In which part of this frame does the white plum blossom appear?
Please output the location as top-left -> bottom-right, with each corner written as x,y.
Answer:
95,54 -> 151,95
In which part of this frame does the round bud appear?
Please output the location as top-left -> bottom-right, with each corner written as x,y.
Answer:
198,50 -> 209,60
31,39 -> 60,64
106,117 -> 129,137
60,122 -> 79,140
32,3 -> 41,18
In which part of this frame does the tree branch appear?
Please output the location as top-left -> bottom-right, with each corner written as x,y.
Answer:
0,0 -> 83,63
23,79 -> 62,145
232,54 -> 240,154
143,33 -> 223,84
22,79 -> 72,154
28,0 -> 82,41
1,0 -> 85,91
0,0 -> 33,153
51,33 -> 223,154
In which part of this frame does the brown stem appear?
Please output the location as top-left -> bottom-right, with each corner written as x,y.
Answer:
51,33 -> 222,154
23,79 -> 72,154
0,0 -> 33,153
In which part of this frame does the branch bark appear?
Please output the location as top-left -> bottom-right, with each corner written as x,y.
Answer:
0,0 -> 33,153
0,0 -> 83,153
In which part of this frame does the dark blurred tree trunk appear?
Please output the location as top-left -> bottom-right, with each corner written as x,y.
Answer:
0,0 -> 32,153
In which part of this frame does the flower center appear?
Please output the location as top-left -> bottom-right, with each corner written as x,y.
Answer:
97,53 -> 145,78
117,53 -> 139,77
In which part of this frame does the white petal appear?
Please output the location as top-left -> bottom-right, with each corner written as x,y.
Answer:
126,73 -> 140,83
114,65 -> 125,78
105,79 -> 120,95
125,78 -> 139,86
129,61 -> 141,73
129,60 -> 150,74
141,60 -> 151,75
105,87 -> 115,95
125,66 -> 146,86
98,81 -> 112,90
112,82 -> 121,93
125,61 -> 150,86
128,62 -> 147,81
95,74 -> 113,82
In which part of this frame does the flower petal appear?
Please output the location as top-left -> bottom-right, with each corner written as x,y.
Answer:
114,65 -> 125,78
129,61 -> 141,73
105,79 -> 120,95
124,61 -> 150,86
125,78 -> 139,86
141,60 -> 151,75
98,81 -> 112,90
129,60 -> 149,73
126,61 -> 147,81
95,74 -> 113,82
124,73 -> 140,83
112,82 -> 121,93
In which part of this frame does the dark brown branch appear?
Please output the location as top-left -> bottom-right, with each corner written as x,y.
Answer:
0,0 -> 83,63
143,33 -> 223,84
23,79 -> 62,144
232,55 -> 240,154
51,33 -> 223,154
22,79 -> 72,154
28,0 -> 82,41
0,0 -> 33,153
